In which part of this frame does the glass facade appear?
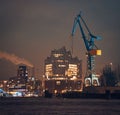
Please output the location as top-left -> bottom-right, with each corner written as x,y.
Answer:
44,47 -> 82,79
44,47 -> 82,93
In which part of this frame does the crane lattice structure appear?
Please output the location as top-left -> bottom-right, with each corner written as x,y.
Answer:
71,12 -> 102,87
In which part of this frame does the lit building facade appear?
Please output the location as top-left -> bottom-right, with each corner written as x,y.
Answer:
8,65 -> 41,96
8,65 -> 29,94
44,47 -> 82,93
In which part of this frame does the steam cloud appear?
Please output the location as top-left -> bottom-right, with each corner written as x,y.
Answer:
0,51 -> 34,67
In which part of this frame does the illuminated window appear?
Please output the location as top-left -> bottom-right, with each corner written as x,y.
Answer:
53,53 -> 63,57
56,81 -> 61,85
58,65 -> 66,67
56,60 -> 64,62
46,64 -> 52,71
69,64 -> 77,68
45,64 -> 53,76
67,64 -> 78,77
46,64 -> 52,68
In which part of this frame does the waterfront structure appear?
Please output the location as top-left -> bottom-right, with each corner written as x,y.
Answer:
8,65 -> 28,92
44,47 -> 82,93
7,65 -> 41,96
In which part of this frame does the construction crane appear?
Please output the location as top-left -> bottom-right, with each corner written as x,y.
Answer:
71,12 -> 102,87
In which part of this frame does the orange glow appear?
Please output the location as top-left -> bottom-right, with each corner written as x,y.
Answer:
96,50 -> 102,55
89,49 -> 102,55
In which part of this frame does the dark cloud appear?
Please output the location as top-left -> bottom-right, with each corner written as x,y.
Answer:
0,0 -> 120,80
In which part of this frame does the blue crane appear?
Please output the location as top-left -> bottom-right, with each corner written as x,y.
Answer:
71,13 -> 102,86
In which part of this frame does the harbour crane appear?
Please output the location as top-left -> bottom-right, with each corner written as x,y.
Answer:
71,12 -> 102,87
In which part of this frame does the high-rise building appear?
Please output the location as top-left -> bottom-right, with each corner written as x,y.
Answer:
8,65 -> 29,94
44,47 -> 82,93
17,65 -> 28,82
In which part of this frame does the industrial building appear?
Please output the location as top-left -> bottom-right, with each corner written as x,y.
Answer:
44,47 -> 82,94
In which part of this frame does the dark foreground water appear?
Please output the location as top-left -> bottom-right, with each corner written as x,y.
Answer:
0,97 -> 120,115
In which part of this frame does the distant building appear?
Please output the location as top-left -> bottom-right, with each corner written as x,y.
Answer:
17,65 -> 28,82
8,65 -> 30,94
3,65 -> 41,96
44,47 -> 82,93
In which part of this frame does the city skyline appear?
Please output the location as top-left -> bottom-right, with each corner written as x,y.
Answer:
0,0 -> 120,80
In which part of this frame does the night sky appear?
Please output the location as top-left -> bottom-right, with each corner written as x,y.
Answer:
0,0 -> 120,80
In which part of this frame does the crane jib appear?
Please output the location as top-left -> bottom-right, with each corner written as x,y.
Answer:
71,12 -> 102,87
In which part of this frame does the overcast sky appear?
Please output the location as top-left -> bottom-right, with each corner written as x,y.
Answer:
0,0 -> 120,80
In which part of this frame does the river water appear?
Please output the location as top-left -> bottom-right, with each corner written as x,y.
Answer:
0,97 -> 120,115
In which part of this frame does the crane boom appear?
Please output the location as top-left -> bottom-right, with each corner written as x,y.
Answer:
72,13 -> 101,51
71,13 -> 102,87
72,15 -> 89,51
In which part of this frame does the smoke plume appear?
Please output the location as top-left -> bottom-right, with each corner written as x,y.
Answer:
0,51 -> 34,67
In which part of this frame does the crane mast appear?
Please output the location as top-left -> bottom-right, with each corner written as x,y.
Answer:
71,13 -> 102,87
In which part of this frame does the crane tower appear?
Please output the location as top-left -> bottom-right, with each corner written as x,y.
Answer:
71,12 -> 102,87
